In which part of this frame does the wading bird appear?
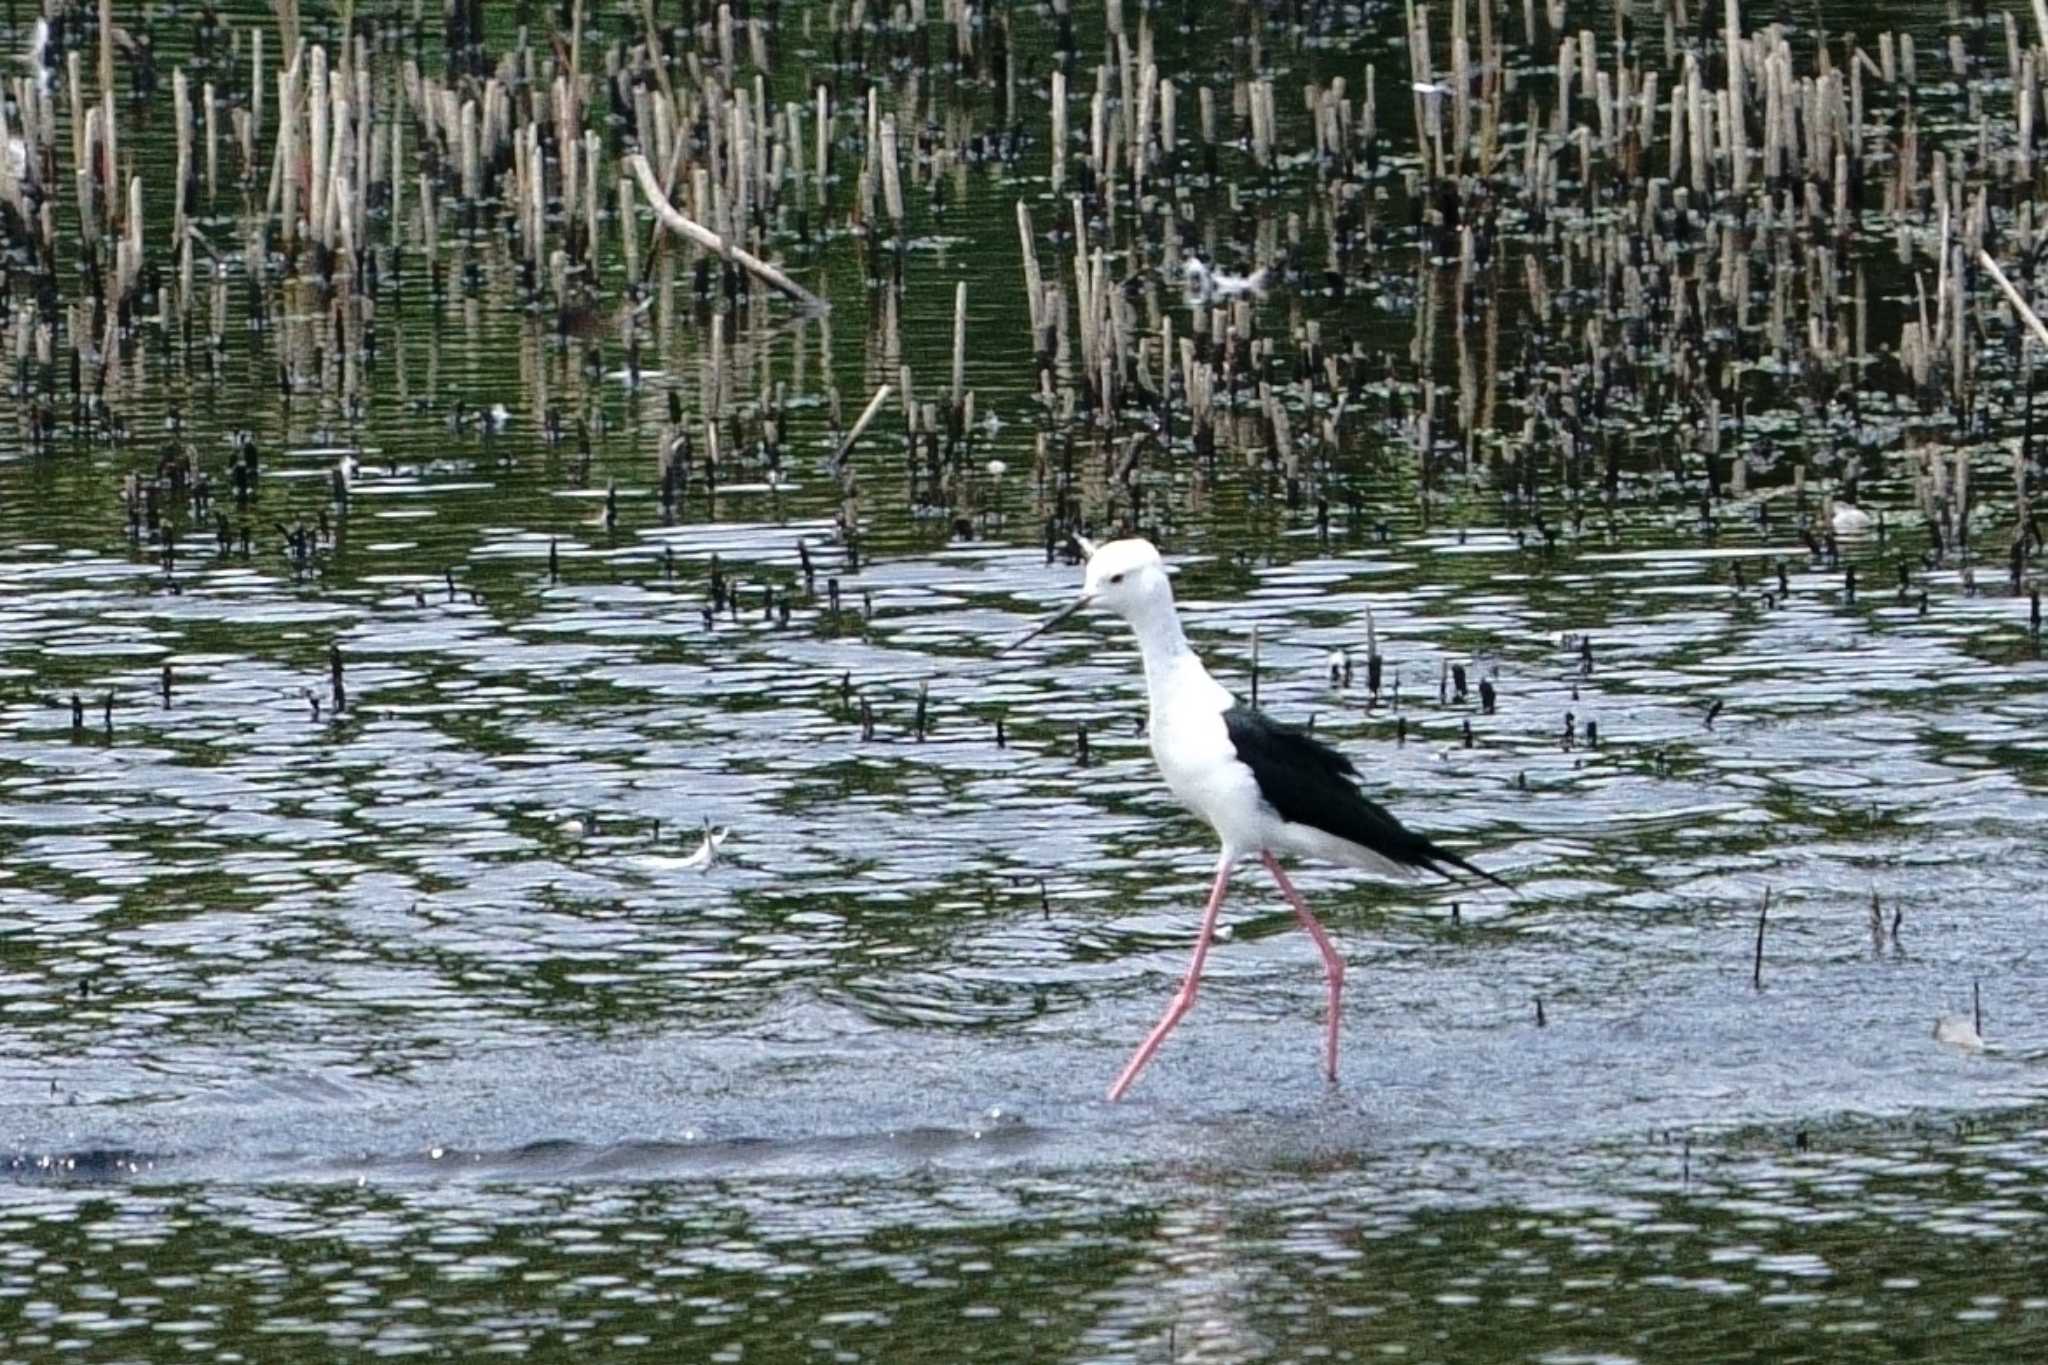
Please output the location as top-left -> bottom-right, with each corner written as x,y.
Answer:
1005,539 -> 1506,1100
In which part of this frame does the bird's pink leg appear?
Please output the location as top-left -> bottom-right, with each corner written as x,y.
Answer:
1261,852 -> 1345,1083
1107,854 -> 1233,1102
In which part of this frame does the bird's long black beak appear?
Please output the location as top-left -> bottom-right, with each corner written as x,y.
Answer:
999,594 -> 1093,654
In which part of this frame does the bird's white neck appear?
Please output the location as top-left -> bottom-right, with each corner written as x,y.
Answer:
1125,597 -> 1231,713
1126,598 -> 1189,665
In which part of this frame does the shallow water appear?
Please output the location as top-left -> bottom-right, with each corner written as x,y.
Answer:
4,0 -> 2048,1360
8,1134 -> 2048,1361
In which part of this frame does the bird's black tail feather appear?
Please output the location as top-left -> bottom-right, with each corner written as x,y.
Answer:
1415,839 -> 1514,894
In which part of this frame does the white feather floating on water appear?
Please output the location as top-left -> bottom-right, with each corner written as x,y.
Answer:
1933,1014 -> 1984,1051
677,825 -> 730,870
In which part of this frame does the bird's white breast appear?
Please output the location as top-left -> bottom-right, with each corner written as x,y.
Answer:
1145,657 -> 1271,854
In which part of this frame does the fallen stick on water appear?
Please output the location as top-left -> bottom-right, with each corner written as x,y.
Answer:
626,152 -> 827,311
1979,248 -> 2048,351
832,384 -> 893,465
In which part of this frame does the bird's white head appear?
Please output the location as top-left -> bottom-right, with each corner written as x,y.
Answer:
1000,537 -> 1177,653
1079,538 -> 1173,622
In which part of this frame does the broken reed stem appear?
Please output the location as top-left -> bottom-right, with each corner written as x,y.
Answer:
1979,249 -> 2048,351
951,281 -> 968,411
833,384 -> 894,464
98,0 -> 116,230
1250,623 -> 1261,709
626,152 -> 827,310
1050,69 -> 1067,193
1017,200 -> 1043,334
878,113 -> 905,232
1753,885 -> 1770,990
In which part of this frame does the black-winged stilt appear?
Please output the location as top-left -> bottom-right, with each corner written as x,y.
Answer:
1005,538 -> 1506,1101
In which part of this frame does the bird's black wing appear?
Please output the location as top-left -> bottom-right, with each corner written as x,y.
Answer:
1222,706 -> 1508,889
